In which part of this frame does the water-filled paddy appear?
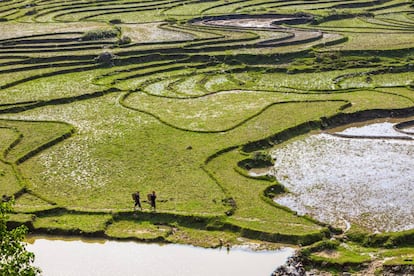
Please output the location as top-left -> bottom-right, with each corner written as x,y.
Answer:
269,119 -> 414,232
26,237 -> 294,276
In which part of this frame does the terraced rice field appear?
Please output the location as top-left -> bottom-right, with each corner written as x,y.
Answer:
1,0 -> 413,272
271,119 -> 414,233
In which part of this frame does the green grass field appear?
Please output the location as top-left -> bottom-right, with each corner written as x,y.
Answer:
1,0 -> 413,273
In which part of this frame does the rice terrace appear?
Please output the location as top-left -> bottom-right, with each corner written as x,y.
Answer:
0,0 -> 413,274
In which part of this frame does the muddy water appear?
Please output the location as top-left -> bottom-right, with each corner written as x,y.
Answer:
26,236 -> 294,276
269,118 -> 414,232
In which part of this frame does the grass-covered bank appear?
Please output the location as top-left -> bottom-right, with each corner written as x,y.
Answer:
8,207 -> 322,247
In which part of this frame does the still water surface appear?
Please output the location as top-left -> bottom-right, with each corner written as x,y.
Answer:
270,118 -> 414,232
26,237 -> 294,276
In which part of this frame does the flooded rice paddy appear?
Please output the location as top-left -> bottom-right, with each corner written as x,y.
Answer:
26,237 -> 294,276
269,119 -> 414,232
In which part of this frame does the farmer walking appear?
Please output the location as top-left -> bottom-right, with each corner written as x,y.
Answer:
150,191 -> 157,211
132,191 -> 142,211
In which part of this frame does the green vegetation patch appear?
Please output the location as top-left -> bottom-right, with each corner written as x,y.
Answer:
119,23 -> 193,43
0,70 -> 104,104
0,0 -> 413,266
14,193 -> 55,213
0,119 -> 74,163
0,127 -> 20,157
123,90 -> 330,132
106,220 -> 171,241
308,246 -> 371,266
8,213 -> 35,225
0,22 -> 108,40
340,72 -> 414,88
33,213 -> 112,234
347,226 -> 414,248
382,247 -> 414,265
16,95 -> 228,214
208,150 -> 325,238
338,90 -> 414,113
301,240 -> 372,273
87,10 -> 168,23
81,28 -> 120,41
166,226 -> 239,248
0,162 -> 21,196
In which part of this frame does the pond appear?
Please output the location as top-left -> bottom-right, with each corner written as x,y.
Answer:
26,236 -> 295,276
269,118 -> 414,232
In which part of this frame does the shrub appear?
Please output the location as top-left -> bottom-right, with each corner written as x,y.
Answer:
237,151 -> 274,170
301,239 -> 340,258
263,184 -> 286,198
109,19 -> 122,24
118,36 -> 132,45
95,52 -> 118,66
25,9 -> 37,16
0,200 -> 41,275
82,28 -> 120,41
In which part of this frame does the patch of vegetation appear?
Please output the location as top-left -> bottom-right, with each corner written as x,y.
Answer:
117,35 -> 131,45
263,183 -> 287,198
1,200 -> 40,275
81,28 -> 120,41
95,51 -> 118,66
166,226 -> 239,248
33,213 -> 112,234
238,151 -> 274,170
14,193 -> 55,213
348,227 -> 414,248
382,247 -> 414,265
301,240 -> 371,272
106,220 -> 171,241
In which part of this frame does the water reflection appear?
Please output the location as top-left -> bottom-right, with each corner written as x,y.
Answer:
26,237 -> 294,276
